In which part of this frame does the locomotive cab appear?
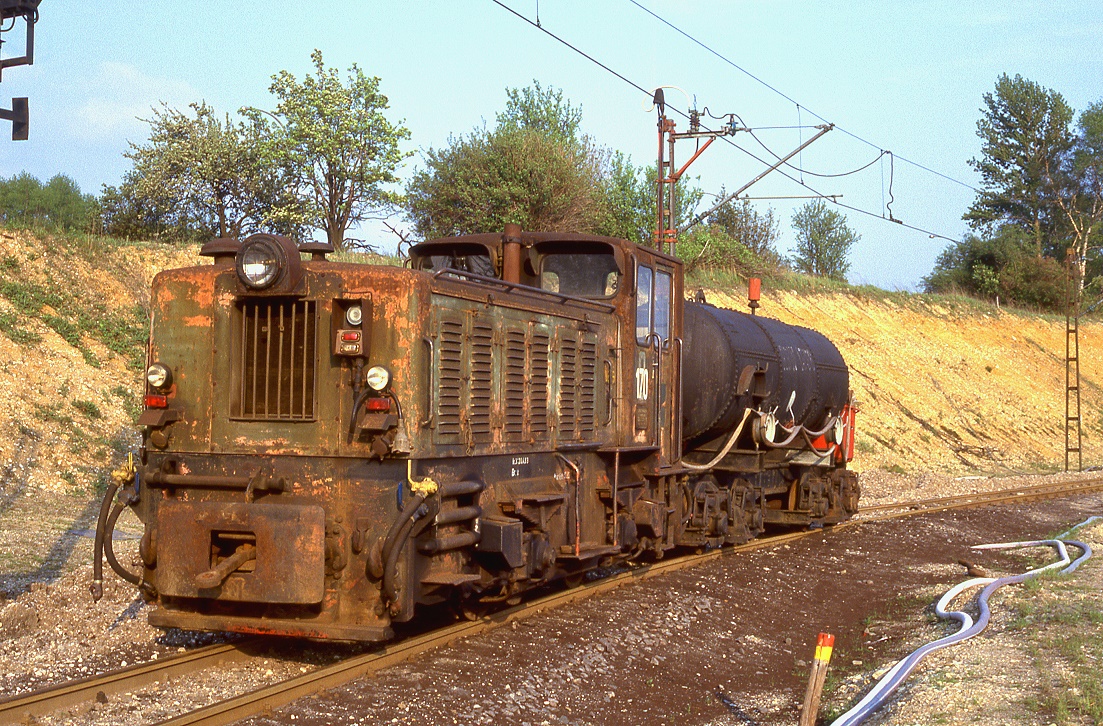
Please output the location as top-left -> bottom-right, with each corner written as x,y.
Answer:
97,226 -> 858,643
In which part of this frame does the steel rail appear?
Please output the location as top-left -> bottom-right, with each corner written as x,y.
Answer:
160,471 -> 1103,725
153,530 -> 816,726
0,641 -> 258,725
855,477 -> 1103,522
9,478 -> 1102,725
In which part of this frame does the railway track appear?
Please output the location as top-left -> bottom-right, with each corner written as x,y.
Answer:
855,476 -> 1103,520
0,641 -> 257,725
4,476 -> 1101,725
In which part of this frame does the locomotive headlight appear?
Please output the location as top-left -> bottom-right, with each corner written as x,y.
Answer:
146,362 -> 173,391
237,237 -> 283,289
365,365 -> 391,391
345,305 -> 363,326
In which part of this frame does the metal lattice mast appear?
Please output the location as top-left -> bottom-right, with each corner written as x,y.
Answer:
1065,249 -> 1083,472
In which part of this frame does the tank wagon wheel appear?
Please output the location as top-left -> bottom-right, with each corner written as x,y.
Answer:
728,478 -> 764,544
564,573 -> 585,589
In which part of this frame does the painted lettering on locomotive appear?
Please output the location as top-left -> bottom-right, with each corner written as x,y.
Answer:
91,224 -> 858,641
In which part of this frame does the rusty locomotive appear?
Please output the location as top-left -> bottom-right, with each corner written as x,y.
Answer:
91,224 -> 858,641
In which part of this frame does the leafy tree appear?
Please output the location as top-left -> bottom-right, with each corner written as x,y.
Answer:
496,81 -> 584,140
111,102 -> 293,242
99,177 -> 214,242
1052,101 -> 1103,292
676,193 -> 780,274
965,74 -> 1076,257
705,190 -> 780,259
0,172 -> 98,231
245,50 -> 410,251
593,151 -> 653,245
408,80 -> 688,247
789,200 -> 857,280
923,225 -> 1067,309
406,124 -> 605,239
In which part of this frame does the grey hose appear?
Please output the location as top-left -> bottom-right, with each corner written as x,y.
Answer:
830,516 -> 1100,726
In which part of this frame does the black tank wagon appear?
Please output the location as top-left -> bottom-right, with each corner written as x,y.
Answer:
92,223 -> 859,641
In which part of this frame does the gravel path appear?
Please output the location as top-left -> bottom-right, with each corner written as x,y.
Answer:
1,472 -> 1100,725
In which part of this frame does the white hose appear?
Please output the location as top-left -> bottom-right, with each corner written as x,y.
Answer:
828,516 -> 1100,726
681,409 -> 754,472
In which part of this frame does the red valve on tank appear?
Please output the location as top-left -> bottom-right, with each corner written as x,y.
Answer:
748,277 -> 761,315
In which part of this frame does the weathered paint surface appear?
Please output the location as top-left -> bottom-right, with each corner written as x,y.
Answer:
124,231 -> 856,642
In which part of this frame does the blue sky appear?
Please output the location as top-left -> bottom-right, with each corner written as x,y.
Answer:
2,1 -> 1101,289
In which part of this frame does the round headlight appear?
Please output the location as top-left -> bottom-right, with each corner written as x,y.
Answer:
237,239 -> 283,289
346,305 -> 363,326
146,362 -> 172,390
365,365 -> 391,391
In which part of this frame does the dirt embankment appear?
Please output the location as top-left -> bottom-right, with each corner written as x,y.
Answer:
704,287 -> 1103,475
0,229 -> 201,496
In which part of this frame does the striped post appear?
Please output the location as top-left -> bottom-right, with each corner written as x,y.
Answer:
799,632 -> 835,726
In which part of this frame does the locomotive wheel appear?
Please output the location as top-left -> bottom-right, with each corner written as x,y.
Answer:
564,574 -> 584,589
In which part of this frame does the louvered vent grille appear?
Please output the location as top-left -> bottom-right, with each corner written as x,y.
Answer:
237,300 -> 316,421
504,329 -> 527,439
558,336 -> 578,437
530,330 -> 550,436
437,319 -> 464,436
580,337 -> 597,435
470,321 -> 493,440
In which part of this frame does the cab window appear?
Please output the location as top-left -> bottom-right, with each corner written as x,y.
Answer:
635,266 -> 652,343
539,247 -> 620,298
636,265 -> 672,344
654,270 -> 672,342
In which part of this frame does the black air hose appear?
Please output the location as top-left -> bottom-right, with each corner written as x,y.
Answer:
382,502 -> 430,606
379,493 -> 426,571
90,482 -> 120,602
103,498 -> 143,587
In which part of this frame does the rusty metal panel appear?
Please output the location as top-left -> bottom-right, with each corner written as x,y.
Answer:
503,328 -> 526,441
156,500 -> 325,604
469,318 -> 494,441
435,315 -> 464,440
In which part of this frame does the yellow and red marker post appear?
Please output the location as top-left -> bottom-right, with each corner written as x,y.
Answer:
799,632 -> 835,726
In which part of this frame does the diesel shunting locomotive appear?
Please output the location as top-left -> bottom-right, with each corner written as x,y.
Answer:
91,223 -> 858,641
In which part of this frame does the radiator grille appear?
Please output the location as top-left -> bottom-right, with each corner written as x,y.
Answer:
530,330 -> 550,436
580,337 -> 597,436
558,335 -> 578,437
437,319 -> 464,436
504,329 -> 527,440
469,320 -> 494,440
237,300 -> 316,421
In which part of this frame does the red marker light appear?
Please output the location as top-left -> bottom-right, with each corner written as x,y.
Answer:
341,331 -> 361,342
145,393 -> 168,409
365,397 -> 391,412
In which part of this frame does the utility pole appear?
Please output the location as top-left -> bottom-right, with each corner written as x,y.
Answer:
652,87 -> 833,255
653,89 -> 741,254
1064,248 -> 1083,472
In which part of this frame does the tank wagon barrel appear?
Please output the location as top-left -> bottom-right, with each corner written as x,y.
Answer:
681,301 -> 849,447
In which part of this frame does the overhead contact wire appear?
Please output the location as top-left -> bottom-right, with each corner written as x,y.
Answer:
625,0 -> 979,193
489,0 -> 962,244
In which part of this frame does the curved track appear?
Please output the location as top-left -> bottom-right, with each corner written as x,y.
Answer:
3,475 -> 1101,725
